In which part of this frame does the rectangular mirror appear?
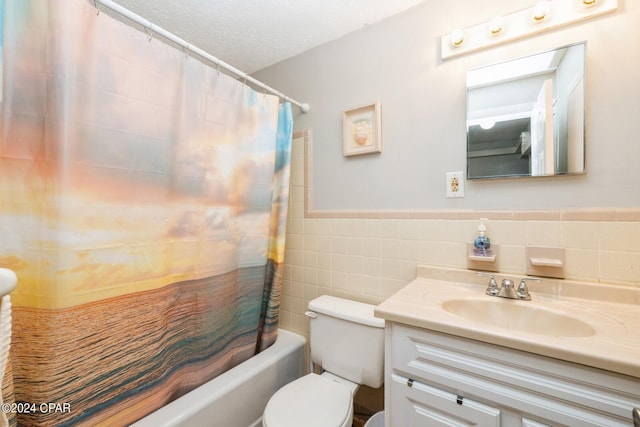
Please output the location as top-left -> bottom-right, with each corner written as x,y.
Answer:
467,42 -> 586,179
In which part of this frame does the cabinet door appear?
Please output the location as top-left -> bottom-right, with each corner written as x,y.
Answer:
390,374 -> 500,427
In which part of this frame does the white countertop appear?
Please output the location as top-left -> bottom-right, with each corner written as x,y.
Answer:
375,266 -> 640,379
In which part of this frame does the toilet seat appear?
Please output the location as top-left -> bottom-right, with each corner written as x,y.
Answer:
263,373 -> 353,427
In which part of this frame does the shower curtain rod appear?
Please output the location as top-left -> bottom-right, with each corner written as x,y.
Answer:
94,0 -> 310,113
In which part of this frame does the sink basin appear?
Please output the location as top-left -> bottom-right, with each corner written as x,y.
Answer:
441,298 -> 596,337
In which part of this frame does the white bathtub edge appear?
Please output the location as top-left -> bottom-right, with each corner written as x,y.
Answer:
132,329 -> 306,427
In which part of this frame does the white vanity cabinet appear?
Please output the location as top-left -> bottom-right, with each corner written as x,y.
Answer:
385,323 -> 640,427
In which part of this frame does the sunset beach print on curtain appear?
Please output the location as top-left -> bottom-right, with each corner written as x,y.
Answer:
0,0 -> 292,425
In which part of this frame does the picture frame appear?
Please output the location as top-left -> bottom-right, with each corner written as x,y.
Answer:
342,102 -> 381,156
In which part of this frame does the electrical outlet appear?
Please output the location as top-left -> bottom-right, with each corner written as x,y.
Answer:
446,171 -> 464,198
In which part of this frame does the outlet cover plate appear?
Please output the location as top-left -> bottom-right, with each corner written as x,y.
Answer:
446,171 -> 464,198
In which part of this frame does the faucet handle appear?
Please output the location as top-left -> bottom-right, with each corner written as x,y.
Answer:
517,277 -> 542,300
477,272 -> 499,296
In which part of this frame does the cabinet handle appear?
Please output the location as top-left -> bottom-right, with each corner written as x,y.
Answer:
406,378 -> 414,388
456,395 -> 464,405
633,407 -> 639,427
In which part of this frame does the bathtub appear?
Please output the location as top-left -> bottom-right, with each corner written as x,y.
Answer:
132,329 -> 306,427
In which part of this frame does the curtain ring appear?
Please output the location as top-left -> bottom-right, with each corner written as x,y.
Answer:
183,44 -> 189,59
146,23 -> 153,42
94,0 -> 100,15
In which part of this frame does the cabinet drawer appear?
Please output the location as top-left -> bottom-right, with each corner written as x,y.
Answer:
389,323 -> 639,426
390,373 -> 500,427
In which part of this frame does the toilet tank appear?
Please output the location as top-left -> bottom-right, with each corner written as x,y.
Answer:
306,295 -> 385,388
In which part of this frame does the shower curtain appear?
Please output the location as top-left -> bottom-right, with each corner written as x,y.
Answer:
0,0 -> 292,425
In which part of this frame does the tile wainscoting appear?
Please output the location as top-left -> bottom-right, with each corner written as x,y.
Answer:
281,131 -> 640,338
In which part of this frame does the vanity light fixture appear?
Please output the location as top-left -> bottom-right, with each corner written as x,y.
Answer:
450,29 -> 465,47
532,1 -> 550,22
440,0 -> 617,60
488,16 -> 505,35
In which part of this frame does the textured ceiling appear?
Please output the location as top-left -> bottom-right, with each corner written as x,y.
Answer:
108,0 -> 427,73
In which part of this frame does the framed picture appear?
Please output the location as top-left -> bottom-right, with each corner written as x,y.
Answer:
342,102 -> 381,156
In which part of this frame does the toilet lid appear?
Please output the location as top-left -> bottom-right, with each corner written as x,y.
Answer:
263,373 -> 353,427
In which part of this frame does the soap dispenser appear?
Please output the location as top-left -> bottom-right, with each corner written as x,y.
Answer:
473,218 -> 492,256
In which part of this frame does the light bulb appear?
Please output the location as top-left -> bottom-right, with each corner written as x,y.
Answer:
450,29 -> 465,47
488,16 -> 505,35
532,1 -> 550,22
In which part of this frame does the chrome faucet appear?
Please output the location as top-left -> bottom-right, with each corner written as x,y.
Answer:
477,272 -> 541,301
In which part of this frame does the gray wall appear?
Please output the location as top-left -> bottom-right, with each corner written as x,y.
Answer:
254,0 -> 640,210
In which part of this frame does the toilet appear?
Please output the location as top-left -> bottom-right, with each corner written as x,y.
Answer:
263,295 -> 385,427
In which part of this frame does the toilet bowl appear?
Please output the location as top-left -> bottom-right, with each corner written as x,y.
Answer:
263,373 -> 355,427
262,295 -> 384,427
